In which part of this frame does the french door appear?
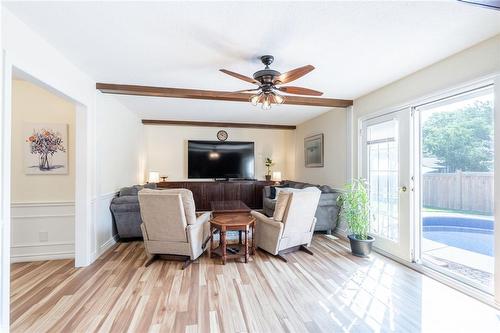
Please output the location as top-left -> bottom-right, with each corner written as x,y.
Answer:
361,109 -> 412,262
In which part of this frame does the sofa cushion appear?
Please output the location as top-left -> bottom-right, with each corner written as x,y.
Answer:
273,191 -> 291,222
110,197 -> 140,213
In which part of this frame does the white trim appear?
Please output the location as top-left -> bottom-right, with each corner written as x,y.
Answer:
11,251 -> 74,263
11,201 -> 74,207
97,191 -> 119,201
12,214 -> 75,219
493,75 -> 500,304
345,106 -> 353,182
11,241 -> 74,248
357,73 -> 498,124
91,233 -> 118,262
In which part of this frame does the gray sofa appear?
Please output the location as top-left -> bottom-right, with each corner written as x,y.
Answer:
110,183 -> 157,239
263,180 -> 341,234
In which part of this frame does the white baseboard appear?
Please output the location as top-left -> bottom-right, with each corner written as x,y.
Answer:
11,251 -> 74,263
91,234 -> 119,261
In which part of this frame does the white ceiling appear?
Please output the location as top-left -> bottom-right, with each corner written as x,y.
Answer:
4,1 -> 500,125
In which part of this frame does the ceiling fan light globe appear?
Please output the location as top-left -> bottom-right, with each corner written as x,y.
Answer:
250,94 -> 260,106
261,95 -> 272,110
273,93 -> 285,104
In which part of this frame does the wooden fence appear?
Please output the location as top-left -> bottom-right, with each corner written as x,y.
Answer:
422,172 -> 493,214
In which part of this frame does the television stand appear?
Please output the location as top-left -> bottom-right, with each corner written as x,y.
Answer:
157,180 -> 274,210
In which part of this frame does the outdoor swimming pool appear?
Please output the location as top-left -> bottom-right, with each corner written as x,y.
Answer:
423,215 -> 494,256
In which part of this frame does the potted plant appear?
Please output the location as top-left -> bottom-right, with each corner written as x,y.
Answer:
265,157 -> 274,181
337,178 -> 374,257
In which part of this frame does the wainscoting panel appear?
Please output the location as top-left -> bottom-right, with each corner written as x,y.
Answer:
11,201 -> 75,262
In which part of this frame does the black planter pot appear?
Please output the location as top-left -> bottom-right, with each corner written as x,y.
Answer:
348,234 -> 375,257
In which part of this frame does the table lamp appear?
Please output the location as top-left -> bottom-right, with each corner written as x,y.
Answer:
148,171 -> 160,184
272,171 -> 282,184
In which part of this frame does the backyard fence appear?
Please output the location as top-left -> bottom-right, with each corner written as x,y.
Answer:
422,172 -> 493,214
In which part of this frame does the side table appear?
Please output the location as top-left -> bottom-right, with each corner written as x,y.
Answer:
209,214 -> 256,264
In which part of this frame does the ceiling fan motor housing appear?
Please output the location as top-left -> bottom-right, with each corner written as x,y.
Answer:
253,69 -> 281,84
253,55 -> 281,84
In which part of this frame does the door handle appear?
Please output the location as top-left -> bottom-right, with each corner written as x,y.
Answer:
400,186 -> 407,192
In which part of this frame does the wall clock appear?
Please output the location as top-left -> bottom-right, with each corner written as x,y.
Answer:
217,130 -> 228,141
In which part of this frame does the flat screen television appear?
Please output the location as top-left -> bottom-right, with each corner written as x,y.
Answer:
188,140 -> 255,179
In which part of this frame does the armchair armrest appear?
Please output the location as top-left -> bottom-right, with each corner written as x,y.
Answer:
251,211 -> 282,229
190,211 -> 211,228
263,186 -> 271,199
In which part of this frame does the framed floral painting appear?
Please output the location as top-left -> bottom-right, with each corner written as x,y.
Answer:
24,123 -> 68,174
304,133 -> 324,168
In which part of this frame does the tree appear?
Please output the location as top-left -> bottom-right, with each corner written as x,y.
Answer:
422,100 -> 493,172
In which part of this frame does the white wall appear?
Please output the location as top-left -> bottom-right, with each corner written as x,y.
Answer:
144,125 -> 295,181
10,79 -> 76,262
2,8 -> 97,273
352,34 -> 500,178
94,92 -> 145,258
11,79 -> 76,202
294,108 -> 347,188
1,8 -> 98,330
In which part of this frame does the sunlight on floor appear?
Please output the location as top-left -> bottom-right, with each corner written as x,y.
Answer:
321,245 -> 500,333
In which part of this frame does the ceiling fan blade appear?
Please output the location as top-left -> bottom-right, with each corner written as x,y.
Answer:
220,69 -> 259,85
275,65 -> 315,84
233,88 -> 261,93
277,86 -> 323,96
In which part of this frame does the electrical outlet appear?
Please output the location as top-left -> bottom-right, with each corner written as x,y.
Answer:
39,231 -> 48,242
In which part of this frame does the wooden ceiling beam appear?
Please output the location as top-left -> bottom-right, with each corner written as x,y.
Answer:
96,83 -> 353,108
141,119 -> 296,130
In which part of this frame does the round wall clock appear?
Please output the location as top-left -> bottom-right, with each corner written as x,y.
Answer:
217,130 -> 228,141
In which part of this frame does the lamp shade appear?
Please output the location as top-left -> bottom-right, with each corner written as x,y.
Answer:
272,171 -> 282,182
148,171 -> 160,183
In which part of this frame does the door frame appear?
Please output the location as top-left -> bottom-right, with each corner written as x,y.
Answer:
356,72 -> 500,306
412,81 -> 496,295
359,108 -> 414,262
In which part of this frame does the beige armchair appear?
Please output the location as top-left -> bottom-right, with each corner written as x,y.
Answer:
251,187 -> 321,262
138,188 -> 211,269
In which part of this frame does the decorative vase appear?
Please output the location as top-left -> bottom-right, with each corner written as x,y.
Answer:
348,234 -> 375,257
265,175 -> 271,181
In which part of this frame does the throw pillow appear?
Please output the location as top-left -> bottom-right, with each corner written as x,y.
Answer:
273,191 -> 291,222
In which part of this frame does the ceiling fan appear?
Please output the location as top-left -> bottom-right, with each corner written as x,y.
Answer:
220,55 -> 323,110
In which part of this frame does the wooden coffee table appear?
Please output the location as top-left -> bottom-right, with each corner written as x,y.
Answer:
209,214 -> 256,264
210,200 -> 251,216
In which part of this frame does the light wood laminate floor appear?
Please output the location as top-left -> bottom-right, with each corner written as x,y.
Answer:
10,235 -> 500,332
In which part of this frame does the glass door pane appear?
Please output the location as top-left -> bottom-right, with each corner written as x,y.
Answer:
417,86 -> 494,293
362,110 -> 411,261
367,120 -> 399,241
